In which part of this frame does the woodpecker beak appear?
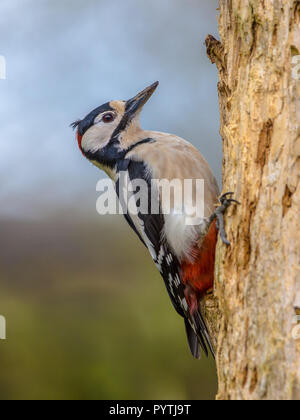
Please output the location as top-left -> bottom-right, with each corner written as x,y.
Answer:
125,81 -> 159,117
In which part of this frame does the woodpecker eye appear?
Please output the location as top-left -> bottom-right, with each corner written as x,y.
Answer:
102,113 -> 115,123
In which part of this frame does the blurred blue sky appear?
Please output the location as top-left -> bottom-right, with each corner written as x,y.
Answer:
0,0 -> 220,218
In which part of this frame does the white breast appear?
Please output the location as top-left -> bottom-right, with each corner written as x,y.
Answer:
163,211 -> 208,263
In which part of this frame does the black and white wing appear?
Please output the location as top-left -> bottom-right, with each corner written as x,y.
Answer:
116,159 -> 186,313
115,158 -> 212,357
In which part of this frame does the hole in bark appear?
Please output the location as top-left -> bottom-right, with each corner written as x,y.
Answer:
243,200 -> 256,269
282,185 -> 293,217
291,45 -> 300,57
272,25 -> 278,46
250,21 -> 259,56
256,119 -> 273,167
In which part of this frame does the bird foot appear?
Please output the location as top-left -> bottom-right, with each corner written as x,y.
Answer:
209,192 -> 240,246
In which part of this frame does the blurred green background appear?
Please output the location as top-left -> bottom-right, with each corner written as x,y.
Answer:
0,214 -> 217,400
0,0 -> 220,400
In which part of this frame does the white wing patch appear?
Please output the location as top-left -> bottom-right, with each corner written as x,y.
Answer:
165,254 -> 173,265
174,274 -> 181,287
168,274 -> 175,297
181,298 -> 189,312
156,246 -> 165,272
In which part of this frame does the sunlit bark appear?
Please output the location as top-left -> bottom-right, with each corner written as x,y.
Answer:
203,0 -> 300,400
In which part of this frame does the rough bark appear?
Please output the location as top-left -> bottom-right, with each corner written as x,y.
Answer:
202,0 -> 300,400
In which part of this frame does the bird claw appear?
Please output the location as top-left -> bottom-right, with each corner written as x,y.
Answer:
210,192 -> 240,246
219,192 -> 241,208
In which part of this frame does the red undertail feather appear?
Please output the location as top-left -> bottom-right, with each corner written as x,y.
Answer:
181,220 -> 218,298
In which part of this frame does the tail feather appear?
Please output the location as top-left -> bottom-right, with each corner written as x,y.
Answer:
184,319 -> 202,359
194,310 -> 215,359
184,311 -> 215,360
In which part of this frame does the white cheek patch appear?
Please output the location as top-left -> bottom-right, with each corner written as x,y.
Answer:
81,117 -> 121,154
81,132 -> 109,154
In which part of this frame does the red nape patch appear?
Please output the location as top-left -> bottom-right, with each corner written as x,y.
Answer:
77,130 -> 84,155
181,220 -> 218,298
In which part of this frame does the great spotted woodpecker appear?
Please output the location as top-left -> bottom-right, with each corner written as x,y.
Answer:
71,82 -> 237,359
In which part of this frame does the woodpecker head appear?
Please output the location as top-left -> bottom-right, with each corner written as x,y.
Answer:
71,81 -> 159,175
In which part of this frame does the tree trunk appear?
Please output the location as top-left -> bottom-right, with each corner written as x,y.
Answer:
203,0 -> 300,400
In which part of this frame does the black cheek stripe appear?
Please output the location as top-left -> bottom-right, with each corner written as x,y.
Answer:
84,138 -> 156,170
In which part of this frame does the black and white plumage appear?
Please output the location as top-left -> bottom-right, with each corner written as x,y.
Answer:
115,158 -> 213,357
71,82 -> 231,359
